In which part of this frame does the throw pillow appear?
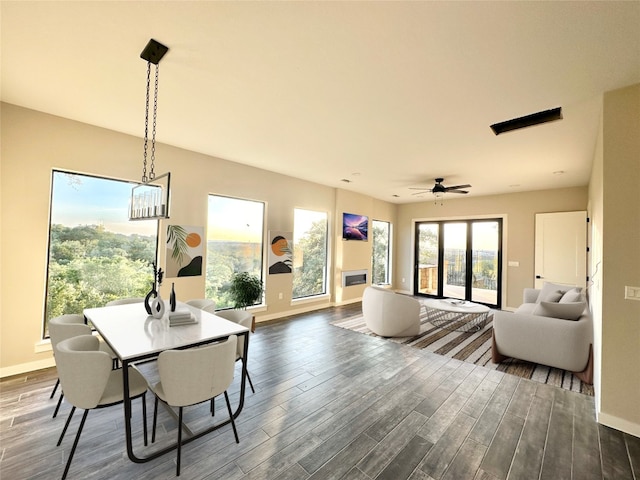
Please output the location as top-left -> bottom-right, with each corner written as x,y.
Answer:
560,287 -> 583,303
533,301 -> 586,321
537,282 -> 574,303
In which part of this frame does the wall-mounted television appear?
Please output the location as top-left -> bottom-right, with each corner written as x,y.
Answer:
342,212 -> 368,241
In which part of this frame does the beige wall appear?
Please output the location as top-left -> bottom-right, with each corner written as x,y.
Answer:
592,83 -> 640,434
395,188 -> 588,308
333,190 -> 398,304
0,103 -> 396,375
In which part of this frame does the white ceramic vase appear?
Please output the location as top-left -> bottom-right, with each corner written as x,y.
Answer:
151,294 -> 166,319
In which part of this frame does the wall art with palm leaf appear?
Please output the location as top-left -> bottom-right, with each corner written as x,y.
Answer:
166,224 -> 204,277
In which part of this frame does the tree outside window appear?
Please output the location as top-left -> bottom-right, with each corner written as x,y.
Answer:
372,220 -> 391,285
206,195 -> 264,309
292,209 -> 328,299
44,171 -> 157,336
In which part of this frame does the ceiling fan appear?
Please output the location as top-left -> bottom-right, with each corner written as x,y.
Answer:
410,178 -> 472,196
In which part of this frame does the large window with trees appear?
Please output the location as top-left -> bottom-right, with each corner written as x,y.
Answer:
293,209 -> 328,299
44,171 -> 158,336
371,220 -> 391,285
206,195 -> 265,309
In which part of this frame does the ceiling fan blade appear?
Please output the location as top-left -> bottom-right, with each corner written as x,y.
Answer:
444,184 -> 471,191
448,190 -> 469,194
409,188 -> 433,192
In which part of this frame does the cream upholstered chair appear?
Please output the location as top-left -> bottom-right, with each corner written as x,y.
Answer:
105,297 -> 145,306
55,335 -> 148,480
362,286 -> 421,337
150,336 -> 238,476
210,309 -> 255,393
49,314 -> 118,418
185,298 -> 216,310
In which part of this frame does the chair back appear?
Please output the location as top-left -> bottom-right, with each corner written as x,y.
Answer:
214,310 -> 252,358
157,335 -> 236,407
105,297 -> 145,306
186,299 -> 216,310
49,314 -> 91,353
55,335 -> 113,409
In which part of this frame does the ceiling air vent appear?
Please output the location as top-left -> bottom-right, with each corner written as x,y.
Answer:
490,107 -> 562,135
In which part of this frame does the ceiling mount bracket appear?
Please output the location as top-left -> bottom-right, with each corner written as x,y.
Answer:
140,39 -> 169,65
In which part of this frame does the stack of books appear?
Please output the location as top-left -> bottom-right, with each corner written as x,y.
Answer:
168,309 -> 197,326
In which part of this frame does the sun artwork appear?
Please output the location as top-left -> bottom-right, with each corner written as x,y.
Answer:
271,236 -> 289,256
186,232 -> 201,248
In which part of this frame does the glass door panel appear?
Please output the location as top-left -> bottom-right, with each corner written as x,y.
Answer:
416,223 -> 439,295
443,223 -> 467,300
471,221 -> 500,305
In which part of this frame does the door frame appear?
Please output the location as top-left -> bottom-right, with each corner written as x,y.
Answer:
413,216 -> 504,308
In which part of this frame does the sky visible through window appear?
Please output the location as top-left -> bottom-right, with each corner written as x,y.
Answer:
51,171 -> 156,236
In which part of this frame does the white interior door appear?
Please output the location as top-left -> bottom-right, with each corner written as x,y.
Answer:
534,211 -> 587,289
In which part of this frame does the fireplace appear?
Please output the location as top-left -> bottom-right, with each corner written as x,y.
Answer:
342,269 -> 368,287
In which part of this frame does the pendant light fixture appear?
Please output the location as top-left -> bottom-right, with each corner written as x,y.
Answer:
130,39 -> 171,221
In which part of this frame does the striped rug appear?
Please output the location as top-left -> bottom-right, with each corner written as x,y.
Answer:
331,306 -> 594,396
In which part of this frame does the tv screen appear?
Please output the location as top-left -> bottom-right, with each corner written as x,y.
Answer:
342,213 -> 368,241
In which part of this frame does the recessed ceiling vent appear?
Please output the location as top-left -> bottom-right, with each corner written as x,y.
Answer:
490,107 -> 562,135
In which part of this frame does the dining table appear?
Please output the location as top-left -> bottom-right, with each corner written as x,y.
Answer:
84,301 -> 250,463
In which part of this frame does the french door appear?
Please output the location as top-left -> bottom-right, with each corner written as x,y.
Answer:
414,218 -> 502,308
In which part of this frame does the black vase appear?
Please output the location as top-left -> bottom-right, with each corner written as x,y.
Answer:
170,283 -> 176,312
144,282 -> 157,315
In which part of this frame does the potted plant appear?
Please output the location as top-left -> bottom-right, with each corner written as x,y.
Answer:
229,272 -> 263,310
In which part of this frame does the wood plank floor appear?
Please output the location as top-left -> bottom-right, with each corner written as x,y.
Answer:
1,303 -> 639,480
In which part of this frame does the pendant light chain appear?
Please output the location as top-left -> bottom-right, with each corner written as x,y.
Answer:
149,64 -> 159,181
142,62 -> 151,183
141,62 -> 159,182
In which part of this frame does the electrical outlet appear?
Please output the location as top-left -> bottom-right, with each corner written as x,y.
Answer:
278,292 -> 283,300
625,286 -> 640,301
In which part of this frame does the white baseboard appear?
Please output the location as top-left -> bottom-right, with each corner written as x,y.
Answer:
256,301 -> 335,323
1,358 -> 56,379
333,297 -> 362,307
597,411 -> 640,437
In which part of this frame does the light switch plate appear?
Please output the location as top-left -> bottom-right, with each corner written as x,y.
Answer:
508,261 -> 519,267
625,286 -> 640,301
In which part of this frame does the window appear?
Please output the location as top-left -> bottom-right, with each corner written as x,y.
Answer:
44,171 -> 158,336
371,220 -> 391,285
414,219 -> 502,307
292,209 -> 328,299
206,195 -> 265,309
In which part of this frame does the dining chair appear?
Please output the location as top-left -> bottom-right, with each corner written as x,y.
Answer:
48,314 -> 118,418
185,298 -> 216,310
211,309 -> 255,393
54,335 -> 148,480
150,335 -> 238,476
105,297 -> 145,306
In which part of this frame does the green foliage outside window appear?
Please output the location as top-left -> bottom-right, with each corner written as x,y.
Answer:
371,221 -> 390,284
44,224 -> 155,333
293,218 -> 327,298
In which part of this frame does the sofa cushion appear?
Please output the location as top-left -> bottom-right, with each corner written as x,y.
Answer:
560,287 -> 583,303
515,303 -> 537,315
533,301 -> 586,321
538,282 -> 575,303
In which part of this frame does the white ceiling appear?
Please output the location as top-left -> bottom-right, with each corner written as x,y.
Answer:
2,1 -> 639,203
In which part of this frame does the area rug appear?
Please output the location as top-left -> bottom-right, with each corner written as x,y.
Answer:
331,306 -> 594,396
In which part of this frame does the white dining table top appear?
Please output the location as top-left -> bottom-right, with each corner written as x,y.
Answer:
84,301 -> 249,362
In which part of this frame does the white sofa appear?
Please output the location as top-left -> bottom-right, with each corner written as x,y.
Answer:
492,283 -> 593,384
362,286 -> 421,337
